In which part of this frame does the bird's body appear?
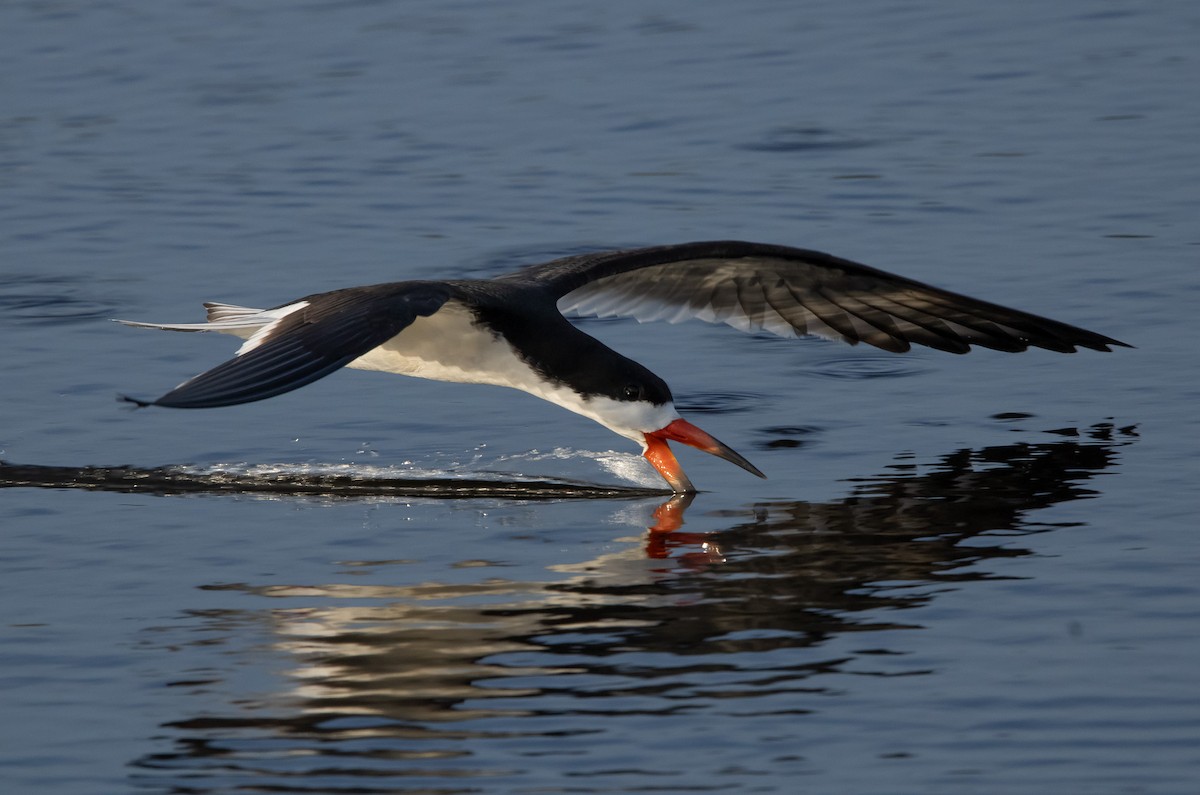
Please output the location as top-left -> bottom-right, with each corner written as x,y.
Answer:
119,240 -> 1128,492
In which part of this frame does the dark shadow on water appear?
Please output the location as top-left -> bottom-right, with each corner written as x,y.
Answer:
125,424 -> 1134,793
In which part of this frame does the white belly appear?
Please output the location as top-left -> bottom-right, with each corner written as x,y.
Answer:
342,303 -> 661,443
346,303 -> 537,388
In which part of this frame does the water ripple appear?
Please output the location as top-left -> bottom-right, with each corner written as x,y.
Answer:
738,125 -> 879,153
797,353 -> 932,380
754,425 -> 823,450
0,275 -> 115,326
675,391 -> 765,414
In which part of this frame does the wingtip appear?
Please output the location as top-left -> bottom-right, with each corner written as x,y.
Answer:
1078,336 -> 1133,353
118,394 -> 155,408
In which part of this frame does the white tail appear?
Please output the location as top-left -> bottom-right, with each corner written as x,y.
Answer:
115,300 -> 309,354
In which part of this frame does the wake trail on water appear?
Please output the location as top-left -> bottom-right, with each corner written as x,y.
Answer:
0,449 -> 669,500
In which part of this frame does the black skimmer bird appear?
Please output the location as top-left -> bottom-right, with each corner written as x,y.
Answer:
119,240 -> 1128,492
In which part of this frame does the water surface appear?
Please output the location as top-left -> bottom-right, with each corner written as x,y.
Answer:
1,1 -> 1198,793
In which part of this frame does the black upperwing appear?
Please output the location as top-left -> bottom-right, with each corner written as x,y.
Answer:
125,283 -> 450,408
500,240 -> 1129,354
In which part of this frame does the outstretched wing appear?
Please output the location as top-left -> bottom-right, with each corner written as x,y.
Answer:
121,283 -> 450,408
501,241 -> 1127,354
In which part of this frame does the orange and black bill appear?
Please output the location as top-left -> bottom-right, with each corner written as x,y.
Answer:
644,418 -> 766,493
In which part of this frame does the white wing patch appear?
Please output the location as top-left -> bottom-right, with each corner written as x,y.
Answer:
232,302 -> 310,354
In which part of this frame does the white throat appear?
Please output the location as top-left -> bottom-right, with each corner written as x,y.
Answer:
555,394 -> 681,446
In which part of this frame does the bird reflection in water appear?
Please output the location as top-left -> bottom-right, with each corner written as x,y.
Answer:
118,424 -> 1133,792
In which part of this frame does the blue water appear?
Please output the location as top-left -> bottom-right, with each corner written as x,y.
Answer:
2,1 -> 1198,793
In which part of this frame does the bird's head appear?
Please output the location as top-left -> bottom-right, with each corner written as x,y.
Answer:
565,372 -> 765,493
540,338 -> 765,493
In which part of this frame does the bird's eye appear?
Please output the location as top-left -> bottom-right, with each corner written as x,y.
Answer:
622,383 -> 643,401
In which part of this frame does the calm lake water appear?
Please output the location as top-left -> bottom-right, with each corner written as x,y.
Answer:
2,1 -> 1198,793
